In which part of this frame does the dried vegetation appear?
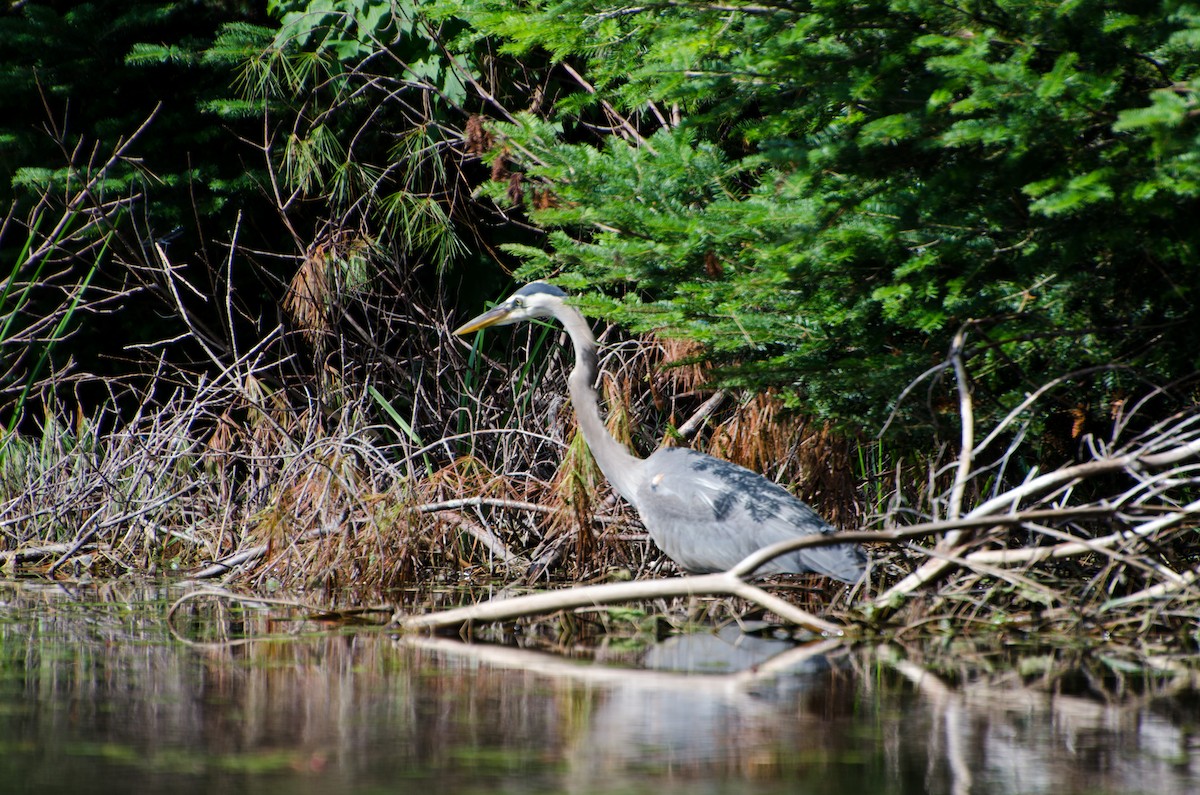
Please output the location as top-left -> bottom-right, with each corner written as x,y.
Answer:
2,151 -> 1200,648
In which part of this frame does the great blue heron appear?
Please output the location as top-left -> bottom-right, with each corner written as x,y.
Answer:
454,282 -> 866,582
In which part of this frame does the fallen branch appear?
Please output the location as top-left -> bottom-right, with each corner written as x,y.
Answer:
46,482 -> 199,574
964,498 -> 1200,569
434,511 -> 527,567
395,498 -> 1200,636
676,390 -> 728,440
1102,567 -> 1200,611
1,542 -> 96,569
187,527 -> 335,580
396,570 -> 846,635
187,543 -> 273,580
873,434 -> 1200,610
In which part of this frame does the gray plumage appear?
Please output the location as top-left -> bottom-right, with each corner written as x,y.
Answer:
454,282 -> 866,583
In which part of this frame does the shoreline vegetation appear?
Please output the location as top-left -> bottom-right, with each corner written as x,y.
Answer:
4,187 -> 1199,647
2,2 -> 1199,653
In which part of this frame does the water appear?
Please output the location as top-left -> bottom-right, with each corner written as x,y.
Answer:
2,581 -> 1198,794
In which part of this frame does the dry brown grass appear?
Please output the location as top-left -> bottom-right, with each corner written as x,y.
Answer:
4,199 -> 1199,645
0,295 -> 867,602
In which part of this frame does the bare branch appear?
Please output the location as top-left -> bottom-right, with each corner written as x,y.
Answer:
396,570 -> 844,635
948,324 -> 974,522
875,430 -> 1200,609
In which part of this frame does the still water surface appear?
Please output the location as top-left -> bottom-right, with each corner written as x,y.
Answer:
2,581 -> 1198,795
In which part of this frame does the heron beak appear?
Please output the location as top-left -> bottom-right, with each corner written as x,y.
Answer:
453,304 -> 513,335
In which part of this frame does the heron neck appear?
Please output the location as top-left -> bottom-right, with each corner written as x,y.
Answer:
556,306 -> 642,502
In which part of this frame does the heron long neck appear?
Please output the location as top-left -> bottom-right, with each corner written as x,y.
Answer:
555,305 -> 642,502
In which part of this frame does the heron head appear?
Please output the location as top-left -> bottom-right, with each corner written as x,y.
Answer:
453,282 -> 568,335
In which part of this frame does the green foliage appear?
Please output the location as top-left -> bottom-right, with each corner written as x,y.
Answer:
455,0 -> 1200,435
0,208 -> 113,432
0,1 -> 266,229
245,0 -> 479,266
271,0 -> 396,60
269,0 -> 466,105
5,0 -> 1196,449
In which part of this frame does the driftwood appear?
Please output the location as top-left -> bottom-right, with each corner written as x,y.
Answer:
397,570 -> 847,635
395,527 -> 873,635
874,416 -> 1200,612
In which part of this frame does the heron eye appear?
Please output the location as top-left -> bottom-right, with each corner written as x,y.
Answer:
513,298 -> 524,308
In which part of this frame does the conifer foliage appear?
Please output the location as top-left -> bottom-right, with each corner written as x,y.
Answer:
454,0 -> 1200,434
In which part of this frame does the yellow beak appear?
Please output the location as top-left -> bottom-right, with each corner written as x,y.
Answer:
453,304 -> 513,335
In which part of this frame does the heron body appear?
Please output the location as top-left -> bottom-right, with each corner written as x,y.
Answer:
454,282 -> 866,584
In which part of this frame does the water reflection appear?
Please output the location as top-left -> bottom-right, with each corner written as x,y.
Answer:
640,623 -> 811,673
0,581 -> 1197,795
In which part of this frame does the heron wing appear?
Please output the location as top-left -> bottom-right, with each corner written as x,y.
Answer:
631,447 -> 865,582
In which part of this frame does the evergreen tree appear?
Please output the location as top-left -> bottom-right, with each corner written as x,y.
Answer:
450,0 -> 1200,436
0,1 -> 269,411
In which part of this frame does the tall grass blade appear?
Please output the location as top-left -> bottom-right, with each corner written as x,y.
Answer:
368,384 -> 432,476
